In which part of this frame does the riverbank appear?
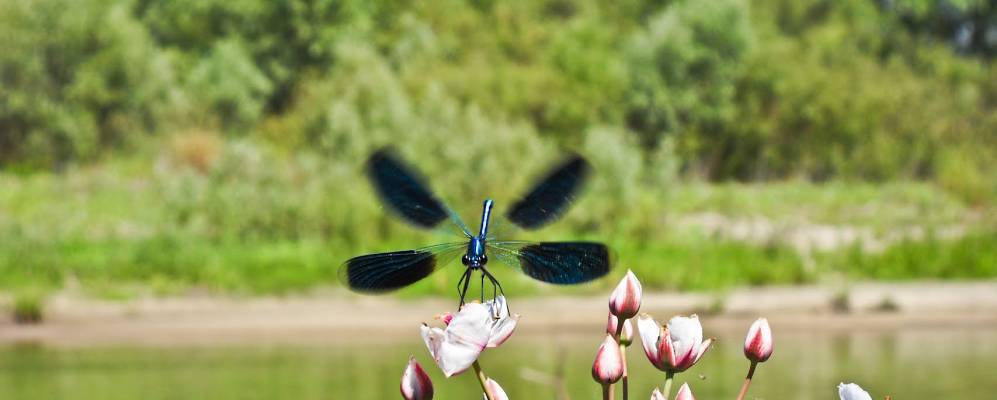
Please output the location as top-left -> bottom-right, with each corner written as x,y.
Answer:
2,280 -> 996,347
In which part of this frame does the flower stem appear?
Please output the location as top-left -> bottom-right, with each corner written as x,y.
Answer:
662,371 -> 675,400
609,320 -> 627,400
735,361 -> 758,400
602,383 -> 614,400
619,342 -> 629,400
474,361 -> 494,400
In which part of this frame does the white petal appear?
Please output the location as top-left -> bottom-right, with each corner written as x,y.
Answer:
485,296 -> 509,319
487,314 -> 519,348
838,383 -> 873,400
637,315 -> 662,362
667,315 -> 703,360
650,388 -> 666,400
421,324 -> 445,362
447,303 -> 493,349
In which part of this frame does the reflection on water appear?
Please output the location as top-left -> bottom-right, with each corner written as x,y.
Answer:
1,328 -> 995,399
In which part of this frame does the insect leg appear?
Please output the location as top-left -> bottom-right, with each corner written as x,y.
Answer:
481,267 -> 509,316
480,271 -> 486,302
456,268 -> 468,300
458,268 -> 472,308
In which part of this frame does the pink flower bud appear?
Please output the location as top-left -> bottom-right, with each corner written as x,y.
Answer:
607,314 -> 634,346
483,377 -> 509,400
591,334 -> 624,384
609,270 -> 642,319
743,318 -> 773,363
400,356 -> 433,400
650,388 -> 666,400
675,383 -> 696,400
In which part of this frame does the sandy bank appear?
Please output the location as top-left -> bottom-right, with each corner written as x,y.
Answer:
2,281 -> 996,347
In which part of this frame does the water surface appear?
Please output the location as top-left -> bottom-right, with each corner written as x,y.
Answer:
1,328 -> 994,399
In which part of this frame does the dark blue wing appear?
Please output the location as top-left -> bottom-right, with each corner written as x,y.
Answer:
505,153 -> 591,230
339,242 -> 465,293
487,241 -> 611,284
366,148 -> 471,235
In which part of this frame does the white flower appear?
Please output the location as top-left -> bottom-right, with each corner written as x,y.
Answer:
421,296 -> 519,377
838,383 -> 873,400
637,314 -> 713,373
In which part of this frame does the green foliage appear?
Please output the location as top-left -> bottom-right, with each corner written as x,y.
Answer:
624,0 -> 753,153
0,0 -> 995,296
12,288 -> 47,323
826,230 -> 997,280
1,0 -> 994,192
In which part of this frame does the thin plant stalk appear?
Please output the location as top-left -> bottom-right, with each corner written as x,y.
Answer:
619,342 -> 629,400
662,371 -> 675,400
735,361 -> 758,400
602,383 -> 614,400
612,321 -> 629,400
474,361 -> 494,400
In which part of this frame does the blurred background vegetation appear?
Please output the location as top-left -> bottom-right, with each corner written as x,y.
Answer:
1,0 -> 994,303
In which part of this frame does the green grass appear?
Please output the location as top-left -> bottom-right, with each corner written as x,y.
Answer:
0,158 -> 993,299
822,230 -> 997,280
668,181 -> 973,228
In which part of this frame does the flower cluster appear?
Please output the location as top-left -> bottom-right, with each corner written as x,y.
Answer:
398,271 -> 889,400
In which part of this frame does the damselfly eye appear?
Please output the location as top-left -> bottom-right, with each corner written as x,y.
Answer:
480,254 -> 488,265
461,254 -> 470,266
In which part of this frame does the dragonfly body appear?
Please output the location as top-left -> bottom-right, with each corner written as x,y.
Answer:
462,199 -> 494,270
340,148 -> 611,306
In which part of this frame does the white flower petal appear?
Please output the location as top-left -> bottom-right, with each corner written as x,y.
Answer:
838,383 -> 873,400
485,296 -> 509,319
667,315 -> 703,360
637,315 -> 662,362
487,313 -> 519,348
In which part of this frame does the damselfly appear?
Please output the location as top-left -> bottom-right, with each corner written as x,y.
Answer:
339,148 -> 611,306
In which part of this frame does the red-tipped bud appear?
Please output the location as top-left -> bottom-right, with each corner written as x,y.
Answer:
675,383 -> 696,400
592,334 -> 624,384
483,377 -> 509,400
609,270 -> 642,319
607,314 -> 634,346
743,318 -> 773,363
400,356 -> 433,400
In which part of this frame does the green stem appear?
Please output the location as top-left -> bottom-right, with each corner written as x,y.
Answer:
602,383 -> 614,400
474,361 -> 494,400
735,361 -> 757,400
662,371 -> 675,400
